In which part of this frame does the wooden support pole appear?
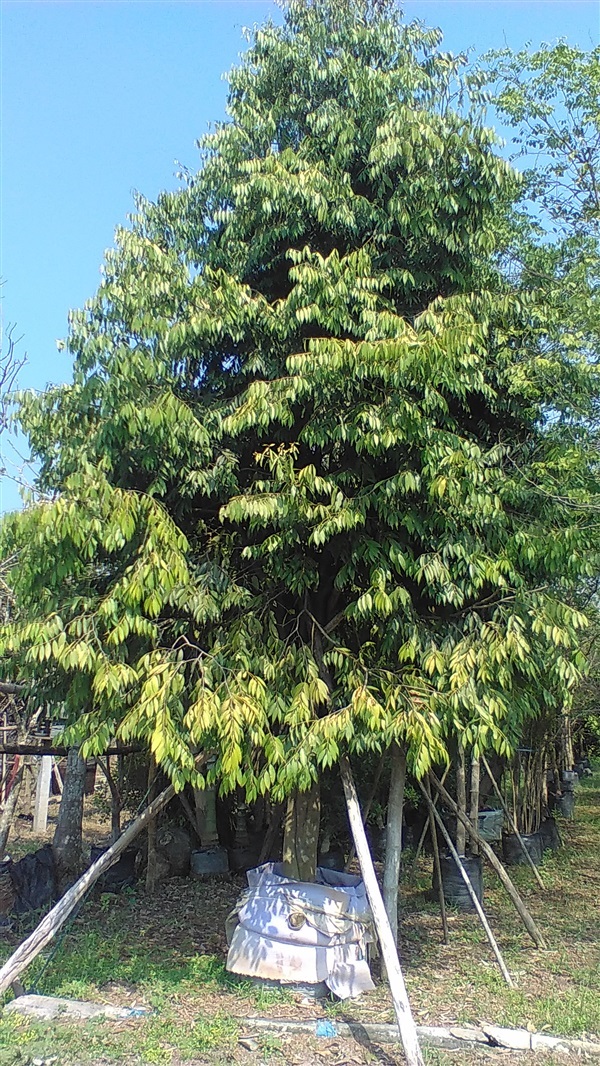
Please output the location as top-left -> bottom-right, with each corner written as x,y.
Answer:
424,776 -> 448,945
33,756 -> 52,834
339,755 -> 424,1066
480,753 -> 545,890
429,773 -> 547,950
418,780 -> 513,987
0,779 -> 177,996
0,744 -> 143,757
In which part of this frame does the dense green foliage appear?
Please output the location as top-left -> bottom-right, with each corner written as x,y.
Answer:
1,1 -> 597,795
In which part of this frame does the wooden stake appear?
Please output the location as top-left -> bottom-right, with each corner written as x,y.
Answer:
0,779 -> 177,996
480,753 -> 545,890
418,780 -> 513,987
339,755 -> 424,1066
429,773 -> 547,949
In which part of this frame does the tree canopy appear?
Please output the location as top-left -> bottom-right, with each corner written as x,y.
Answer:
1,0 -> 597,796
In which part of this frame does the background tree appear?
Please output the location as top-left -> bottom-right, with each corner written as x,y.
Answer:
0,1 -> 597,917
485,42 -> 600,785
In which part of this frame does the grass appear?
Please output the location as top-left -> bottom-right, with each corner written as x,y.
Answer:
1,772 -> 599,1064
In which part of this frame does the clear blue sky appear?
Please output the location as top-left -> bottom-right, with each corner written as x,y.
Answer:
1,0 -> 598,511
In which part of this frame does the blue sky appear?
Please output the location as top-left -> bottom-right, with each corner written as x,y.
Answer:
1,0 -> 598,511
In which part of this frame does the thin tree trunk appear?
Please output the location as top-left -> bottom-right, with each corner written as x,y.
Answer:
145,759 -> 159,894
456,745 -> 467,855
470,753 -> 480,856
0,758 -> 26,860
258,801 -> 285,864
480,753 -> 545,890
282,780 -> 320,882
425,776 -> 448,944
382,743 -> 406,948
96,756 -> 122,843
53,748 -> 86,883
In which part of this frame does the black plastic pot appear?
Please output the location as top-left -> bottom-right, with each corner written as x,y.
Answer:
557,792 -> 575,819
561,770 -> 577,793
435,853 -> 483,911
502,831 -> 543,867
90,845 -> 138,891
538,817 -> 561,852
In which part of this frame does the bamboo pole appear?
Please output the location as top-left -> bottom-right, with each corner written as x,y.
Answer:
429,773 -> 547,949
480,753 -> 545,890
339,756 -> 424,1066
0,779 -> 177,996
425,776 -> 448,945
418,780 -> 513,987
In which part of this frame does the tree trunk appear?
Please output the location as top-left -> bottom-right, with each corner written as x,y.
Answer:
97,756 -> 122,844
469,753 -> 481,856
145,759 -> 159,894
282,780 -> 320,882
456,744 -> 467,855
382,743 -> 406,947
53,748 -> 86,883
0,758 -> 26,860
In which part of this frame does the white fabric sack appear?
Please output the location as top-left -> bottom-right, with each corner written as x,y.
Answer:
226,862 -> 376,999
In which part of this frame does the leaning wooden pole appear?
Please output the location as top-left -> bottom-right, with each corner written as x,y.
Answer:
418,780 -> 513,987
429,773 -> 547,949
0,780 -> 176,997
480,753 -> 545,890
340,755 -> 424,1066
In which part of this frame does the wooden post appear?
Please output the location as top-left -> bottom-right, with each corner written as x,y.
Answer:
418,780 -> 513,987
429,772 -> 547,949
33,756 -> 52,834
480,753 -> 545,890
0,779 -> 177,996
340,755 -> 424,1066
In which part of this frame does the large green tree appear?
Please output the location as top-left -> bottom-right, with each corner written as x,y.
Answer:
1,1 -> 596,874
